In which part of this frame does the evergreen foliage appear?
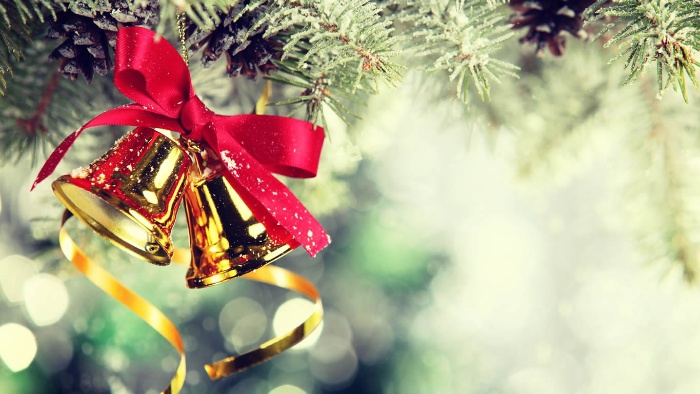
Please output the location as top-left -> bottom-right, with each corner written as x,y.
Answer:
626,89 -> 700,282
400,0 -> 518,102
0,0 -> 56,95
592,0 -> 700,101
261,0 -> 404,127
0,37 -> 121,165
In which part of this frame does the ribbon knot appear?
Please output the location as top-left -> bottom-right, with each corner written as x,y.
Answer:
33,26 -> 331,257
179,95 -> 213,140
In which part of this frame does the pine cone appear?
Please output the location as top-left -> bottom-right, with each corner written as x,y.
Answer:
185,2 -> 282,79
47,0 -> 159,82
510,0 -> 596,56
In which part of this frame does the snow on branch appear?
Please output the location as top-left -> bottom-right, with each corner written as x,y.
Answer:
593,0 -> 700,101
401,0 -> 518,102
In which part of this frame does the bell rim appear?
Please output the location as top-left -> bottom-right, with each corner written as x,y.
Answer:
186,246 -> 293,289
52,176 -> 173,265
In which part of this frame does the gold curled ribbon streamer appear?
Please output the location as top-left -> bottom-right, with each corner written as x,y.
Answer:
60,211 -> 324,391
59,211 -> 186,394
172,247 -> 323,380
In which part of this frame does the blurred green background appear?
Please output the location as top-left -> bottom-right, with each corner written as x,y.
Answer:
3,67 -> 700,394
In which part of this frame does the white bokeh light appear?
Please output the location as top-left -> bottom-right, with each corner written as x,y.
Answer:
310,343 -> 358,386
269,384 -> 307,394
273,298 -> 322,350
0,255 -> 38,304
218,297 -> 267,352
0,323 -> 37,372
23,273 -> 70,326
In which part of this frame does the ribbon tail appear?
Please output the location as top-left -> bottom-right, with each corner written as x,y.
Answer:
32,105 -> 185,190
32,130 -> 80,190
213,137 -> 330,256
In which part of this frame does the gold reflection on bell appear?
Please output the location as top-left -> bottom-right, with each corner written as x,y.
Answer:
184,161 -> 292,289
52,127 -> 192,265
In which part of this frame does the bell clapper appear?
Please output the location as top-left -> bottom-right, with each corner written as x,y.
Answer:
145,234 -> 161,254
145,243 -> 160,254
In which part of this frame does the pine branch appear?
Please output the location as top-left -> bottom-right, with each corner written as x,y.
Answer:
270,0 -> 403,79
0,0 -> 58,94
627,88 -> 700,282
261,0 -> 403,124
269,54 -> 364,129
179,0 -> 402,125
157,0 -> 234,36
593,0 -> 700,102
400,0 -> 518,102
0,39 -> 123,166
15,68 -> 61,135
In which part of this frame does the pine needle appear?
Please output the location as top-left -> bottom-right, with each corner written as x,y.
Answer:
594,0 -> 700,101
399,0 -> 518,103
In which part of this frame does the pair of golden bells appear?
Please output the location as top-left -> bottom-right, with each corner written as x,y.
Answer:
52,127 -> 292,288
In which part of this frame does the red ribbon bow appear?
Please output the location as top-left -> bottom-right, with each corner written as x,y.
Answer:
34,26 -> 330,256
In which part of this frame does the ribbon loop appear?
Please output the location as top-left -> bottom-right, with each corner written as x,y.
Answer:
34,26 -> 331,256
115,27 -> 193,116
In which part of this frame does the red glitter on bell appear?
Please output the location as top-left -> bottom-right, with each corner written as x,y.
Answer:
52,127 -> 192,265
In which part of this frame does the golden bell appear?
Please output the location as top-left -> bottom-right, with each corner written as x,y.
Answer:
184,158 -> 293,288
52,127 -> 192,265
